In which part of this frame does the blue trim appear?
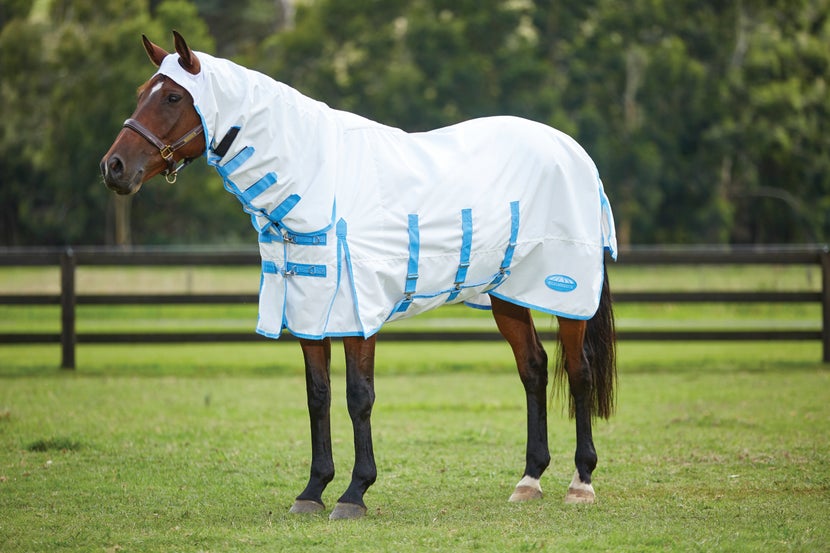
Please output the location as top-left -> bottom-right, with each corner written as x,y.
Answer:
285,262 -> 326,278
281,327 -> 368,341
396,214 -> 420,313
598,176 -> 618,261
193,106 -> 211,160
447,208 -> 473,302
262,260 -> 279,274
333,218 -> 365,336
463,300 -> 493,311
488,291 -> 593,321
256,328 -> 285,340
269,194 -> 300,223
320,219 -> 346,333
240,172 -> 278,203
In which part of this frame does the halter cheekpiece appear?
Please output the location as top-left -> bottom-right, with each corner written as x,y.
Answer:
123,118 -> 203,183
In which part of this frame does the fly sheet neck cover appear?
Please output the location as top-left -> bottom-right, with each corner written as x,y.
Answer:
156,52 -> 618,340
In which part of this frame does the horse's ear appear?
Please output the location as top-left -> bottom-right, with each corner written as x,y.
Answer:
142,35 -> 169,67
172,30 -> 201,75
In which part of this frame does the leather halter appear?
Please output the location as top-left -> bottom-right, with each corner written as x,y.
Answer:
123,118 -> 204,183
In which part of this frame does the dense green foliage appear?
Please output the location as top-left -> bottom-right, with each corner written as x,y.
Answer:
1,0 -> 828,246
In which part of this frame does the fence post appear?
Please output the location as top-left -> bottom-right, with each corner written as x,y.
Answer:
822,248 -> 830,364
60,247 -> 76,369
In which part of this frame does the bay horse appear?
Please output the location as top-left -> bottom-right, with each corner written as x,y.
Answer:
101,31 -> 617,520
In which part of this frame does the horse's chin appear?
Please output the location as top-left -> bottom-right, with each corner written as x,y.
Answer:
104,176 -> 143,196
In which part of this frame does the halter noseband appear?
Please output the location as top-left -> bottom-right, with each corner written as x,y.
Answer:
123,118 -> 204,184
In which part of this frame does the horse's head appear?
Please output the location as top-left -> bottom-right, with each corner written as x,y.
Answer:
100,31 -> 206,195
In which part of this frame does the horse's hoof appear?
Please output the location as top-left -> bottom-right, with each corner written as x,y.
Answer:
509,475 -> 543,502
564,470 -> 595,504
329,502 -> 367,520
564,486 -> 595,504
289,499 -> 325,514
509,485 -> 543,502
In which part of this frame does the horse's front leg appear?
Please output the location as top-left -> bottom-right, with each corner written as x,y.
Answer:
290,338 -> 335,514
330,335 -> 378,520
557,317 -> 597,504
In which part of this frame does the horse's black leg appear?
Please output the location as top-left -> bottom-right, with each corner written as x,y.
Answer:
290,337 -> 335,514
330,335 -> 378,520
557,317 -> 597,503
490,296 -> 550,502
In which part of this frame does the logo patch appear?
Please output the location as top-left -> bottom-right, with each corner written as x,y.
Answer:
545,274 -> 577,292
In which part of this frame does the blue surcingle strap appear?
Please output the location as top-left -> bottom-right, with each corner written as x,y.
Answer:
283,232 -> 327,246
285,262 -> 326,278
396,214 -> 420,313
447,208 -> 473,302
488,201 -> 520,289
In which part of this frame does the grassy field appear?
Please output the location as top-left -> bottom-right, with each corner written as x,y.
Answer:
0,340 -> 828,552
0,264 -> 827,551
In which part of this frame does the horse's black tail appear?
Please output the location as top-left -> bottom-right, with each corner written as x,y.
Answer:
555,264 -> 617,420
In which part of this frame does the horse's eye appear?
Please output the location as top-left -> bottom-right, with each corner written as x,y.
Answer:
167,94 -> 182,104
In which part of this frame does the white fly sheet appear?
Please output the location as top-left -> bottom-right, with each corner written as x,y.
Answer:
156,52 -> 618,340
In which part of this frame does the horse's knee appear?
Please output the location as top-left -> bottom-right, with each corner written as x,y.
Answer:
518,346 -> 548,391
307,383 -> 331,414
346,377 -> 375,421
566,354 -> 592,394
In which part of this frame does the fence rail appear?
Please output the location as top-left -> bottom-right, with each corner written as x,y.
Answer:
1,246 -> 828,368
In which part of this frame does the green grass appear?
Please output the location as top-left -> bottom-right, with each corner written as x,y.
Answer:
0,341 -> 828,552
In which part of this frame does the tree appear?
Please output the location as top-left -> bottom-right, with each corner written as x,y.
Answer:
0,0 -> 250,246
1,0 -> 827,246
709,0 -> 830,243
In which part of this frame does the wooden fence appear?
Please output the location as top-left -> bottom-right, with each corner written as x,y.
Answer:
1,246 -> 828,368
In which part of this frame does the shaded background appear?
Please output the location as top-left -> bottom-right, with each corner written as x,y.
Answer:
1,0 -> 827,247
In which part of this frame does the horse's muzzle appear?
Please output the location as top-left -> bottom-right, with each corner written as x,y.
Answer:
101,153 -> 142,195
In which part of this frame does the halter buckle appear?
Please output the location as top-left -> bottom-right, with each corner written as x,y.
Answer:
160,146 -> 175,160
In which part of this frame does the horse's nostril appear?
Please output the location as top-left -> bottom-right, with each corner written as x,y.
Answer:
107,155 -> 124,178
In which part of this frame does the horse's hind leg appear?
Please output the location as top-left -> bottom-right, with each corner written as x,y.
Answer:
290,338 -> 335,514
330,335 -> 378,520
491,296 -> 550,502
557,317 -> 597,504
